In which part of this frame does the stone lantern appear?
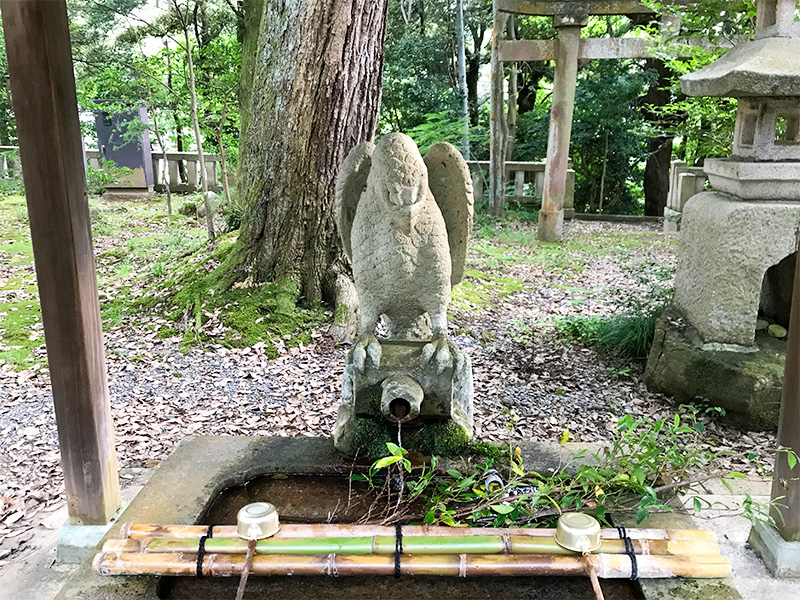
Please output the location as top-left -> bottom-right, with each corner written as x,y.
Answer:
645,1 -> 800,426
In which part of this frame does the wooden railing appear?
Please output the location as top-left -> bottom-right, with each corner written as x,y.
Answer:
1,146 -> 229,194
466,160 -> 576,216
85,149 -> 226,193
0,145 -> 22,179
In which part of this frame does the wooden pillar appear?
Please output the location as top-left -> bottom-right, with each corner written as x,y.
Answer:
538,11 -> 584,242
1,0 -> 120,525
489,8 -> 507,217
770,239 -> 800,541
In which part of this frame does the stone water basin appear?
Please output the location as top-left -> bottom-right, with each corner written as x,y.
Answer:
161,473 -> 642,600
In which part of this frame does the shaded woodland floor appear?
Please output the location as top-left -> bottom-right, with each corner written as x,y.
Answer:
0,195 -> 776,566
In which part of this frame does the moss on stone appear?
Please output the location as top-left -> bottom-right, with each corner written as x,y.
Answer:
333,303 -> 350,325
471,441 -> 507,461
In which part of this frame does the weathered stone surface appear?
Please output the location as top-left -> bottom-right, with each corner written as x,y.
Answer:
334,339 -> 473,457
681,37 -> 800,98
334,134 -> 475,455
336,133 -> 473,339
673,192 -> 800,347
705,159 -> 800,201
645,310 -> 784,428
178,201 -> 196,216
749,519 -> 800,578
196,191 -> 221,218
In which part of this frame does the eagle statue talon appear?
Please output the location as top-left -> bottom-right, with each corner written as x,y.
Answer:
421,334 -> 453,375
352,333 -> 382,372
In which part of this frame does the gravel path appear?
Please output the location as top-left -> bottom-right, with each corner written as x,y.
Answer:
0,219 -> 776,566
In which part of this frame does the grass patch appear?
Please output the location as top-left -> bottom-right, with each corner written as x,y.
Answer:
0,300 -> 44,369
554,310 -> 663,361
451,268 -> 524,313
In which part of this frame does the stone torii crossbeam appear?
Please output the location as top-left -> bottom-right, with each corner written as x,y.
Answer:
489,0 -> 696,242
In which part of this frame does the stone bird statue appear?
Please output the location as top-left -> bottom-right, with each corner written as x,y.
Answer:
335,132 -> 473,372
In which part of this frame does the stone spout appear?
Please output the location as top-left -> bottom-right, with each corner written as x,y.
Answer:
380,375 -> 423,423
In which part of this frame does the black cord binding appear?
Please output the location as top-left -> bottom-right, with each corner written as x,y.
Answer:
394,523 -> 403,579
616,526 -> 638,581
196,525 -> 215,577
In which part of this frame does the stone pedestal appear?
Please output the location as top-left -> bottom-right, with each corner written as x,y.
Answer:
646,191 -> 800,424
749,519 -> 800,578
645,309 -> 783,427
333,340 -> 473,457
673,192 -> 800,348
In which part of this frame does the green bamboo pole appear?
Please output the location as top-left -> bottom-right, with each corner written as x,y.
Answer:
122,522 -> 719,543
138,534 -> 720,558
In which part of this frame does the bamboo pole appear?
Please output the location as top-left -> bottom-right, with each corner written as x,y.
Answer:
93,550 -> 731,579
133,534 -> 721,559
121,523 -> 718,543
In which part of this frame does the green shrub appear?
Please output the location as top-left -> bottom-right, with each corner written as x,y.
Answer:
85,159 -> 133,195
555,310 -> 663,361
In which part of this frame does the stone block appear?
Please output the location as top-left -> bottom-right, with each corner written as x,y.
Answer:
673,192 -> 800,346
334,339 -> 473,457
681,37 -> 800,98
663,207 -> 681,233
57,518 -> 120,564
644,310 -> 783,427
749,519 -> 800,578
705,159 -> 800,201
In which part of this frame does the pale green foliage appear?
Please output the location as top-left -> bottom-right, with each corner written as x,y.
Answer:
358,409 -> 772,528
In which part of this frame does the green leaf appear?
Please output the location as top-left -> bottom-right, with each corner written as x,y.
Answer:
693,497 -> 702,514
446,470 -> 463,479
633,466 -> 645,486
490,504 -> 516,515
373,455 -> 402,469
385,442 -> 406,457
788,452 -> 797,470
674,414 -> 680,428
636,507 -> 649,524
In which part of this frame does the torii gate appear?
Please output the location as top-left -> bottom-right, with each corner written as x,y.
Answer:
489,0 -> 689,241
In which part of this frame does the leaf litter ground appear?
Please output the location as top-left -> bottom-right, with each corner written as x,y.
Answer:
0,199 -> 776,567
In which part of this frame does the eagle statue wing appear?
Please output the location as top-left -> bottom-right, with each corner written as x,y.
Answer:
423,142 -> 474,286
335,141 -> 374,260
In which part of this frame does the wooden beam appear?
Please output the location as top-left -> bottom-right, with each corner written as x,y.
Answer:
0,0 -> 120,525
538,24 -> 580,242
498,36 -> 724,62
770,236 -> 800,542
489,9 -> 507,216
496,0 -> 656,16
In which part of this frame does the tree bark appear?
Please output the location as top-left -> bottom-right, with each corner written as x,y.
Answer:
455,0 -> 469,159
179,14 -> 215,240
642,57 -> 674,217
235,0 -> 388,342
217,96 -> 233,207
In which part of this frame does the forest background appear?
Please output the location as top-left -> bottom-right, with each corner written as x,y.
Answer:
0,0 -> 754,218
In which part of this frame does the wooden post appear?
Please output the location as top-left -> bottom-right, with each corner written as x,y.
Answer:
489,7 -> 507,217
770,240 -> 800,541
1,0 -> 120,525
538,14 -> 583,242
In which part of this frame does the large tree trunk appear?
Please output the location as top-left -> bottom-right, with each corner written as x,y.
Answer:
235,0 -> 388,342
642,58 -> 674,217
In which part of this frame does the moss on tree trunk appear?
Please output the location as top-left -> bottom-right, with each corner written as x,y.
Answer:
233,0 -> 388,342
